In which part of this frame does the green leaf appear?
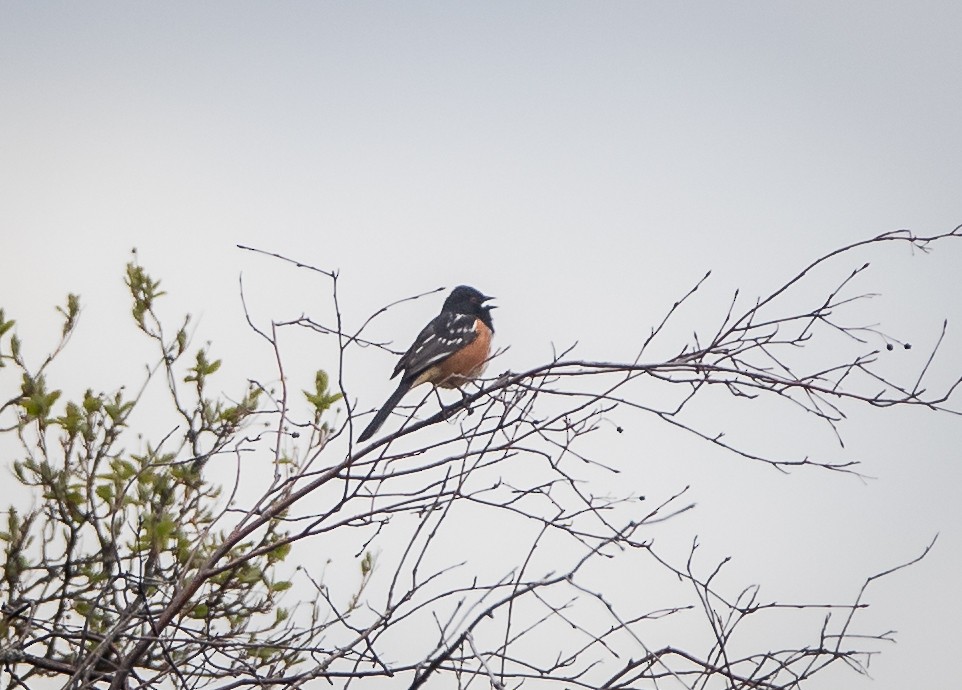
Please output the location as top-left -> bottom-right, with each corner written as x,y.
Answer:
66,487 -> 85,506
219,405 -> 241,425
109,457 -> 137,480
155,517 -> 177,541
361,550 -> 375,576
56,401 -> 84,435
56,293 -> 81,335
252,646 -> 279,660
5,509 -> 20,540
103,393 -> 134,424
175,327 -> 187,356
126,261 -> 166,329
304,369 -> 343,415
82,390 -> 102,413
267,542 -> 291,564
0,310 -> 14,337
18,374 -> 62,422
185,348 -> 221,384
237,564 -> 263,585
189,603 -> 209,619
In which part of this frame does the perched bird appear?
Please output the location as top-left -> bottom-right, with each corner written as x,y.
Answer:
357,285 -> 495,442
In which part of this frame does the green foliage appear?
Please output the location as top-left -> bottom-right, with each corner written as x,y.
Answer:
18,373 -> 61,425
125,260 -> 166,331
304,369 -> 343,417
360,549 -> 374,576
0,310 -> 14,337
0,309 -> 14,368
185,347 -> 222,386
9,334 -> 21,362
0,260 -> 307,684
267,541 -> 291,565
190,603 -> 209,619
55,293 -> 81,336
1,508 -> 34,593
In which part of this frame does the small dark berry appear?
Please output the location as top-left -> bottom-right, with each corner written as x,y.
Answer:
904,343 -> 912,350
886,343 -> 894,351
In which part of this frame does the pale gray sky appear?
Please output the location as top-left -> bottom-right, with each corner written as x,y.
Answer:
2,3 -> 961,688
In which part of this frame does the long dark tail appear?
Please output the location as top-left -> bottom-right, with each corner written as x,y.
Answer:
357,380 -> 411,442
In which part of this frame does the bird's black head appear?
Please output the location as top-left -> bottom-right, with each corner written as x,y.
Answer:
443,285 -> 496,331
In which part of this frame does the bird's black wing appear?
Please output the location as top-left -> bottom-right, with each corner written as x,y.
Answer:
392,312 -> 479,381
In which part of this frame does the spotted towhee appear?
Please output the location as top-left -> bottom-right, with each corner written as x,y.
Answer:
357,285 -> 495,442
